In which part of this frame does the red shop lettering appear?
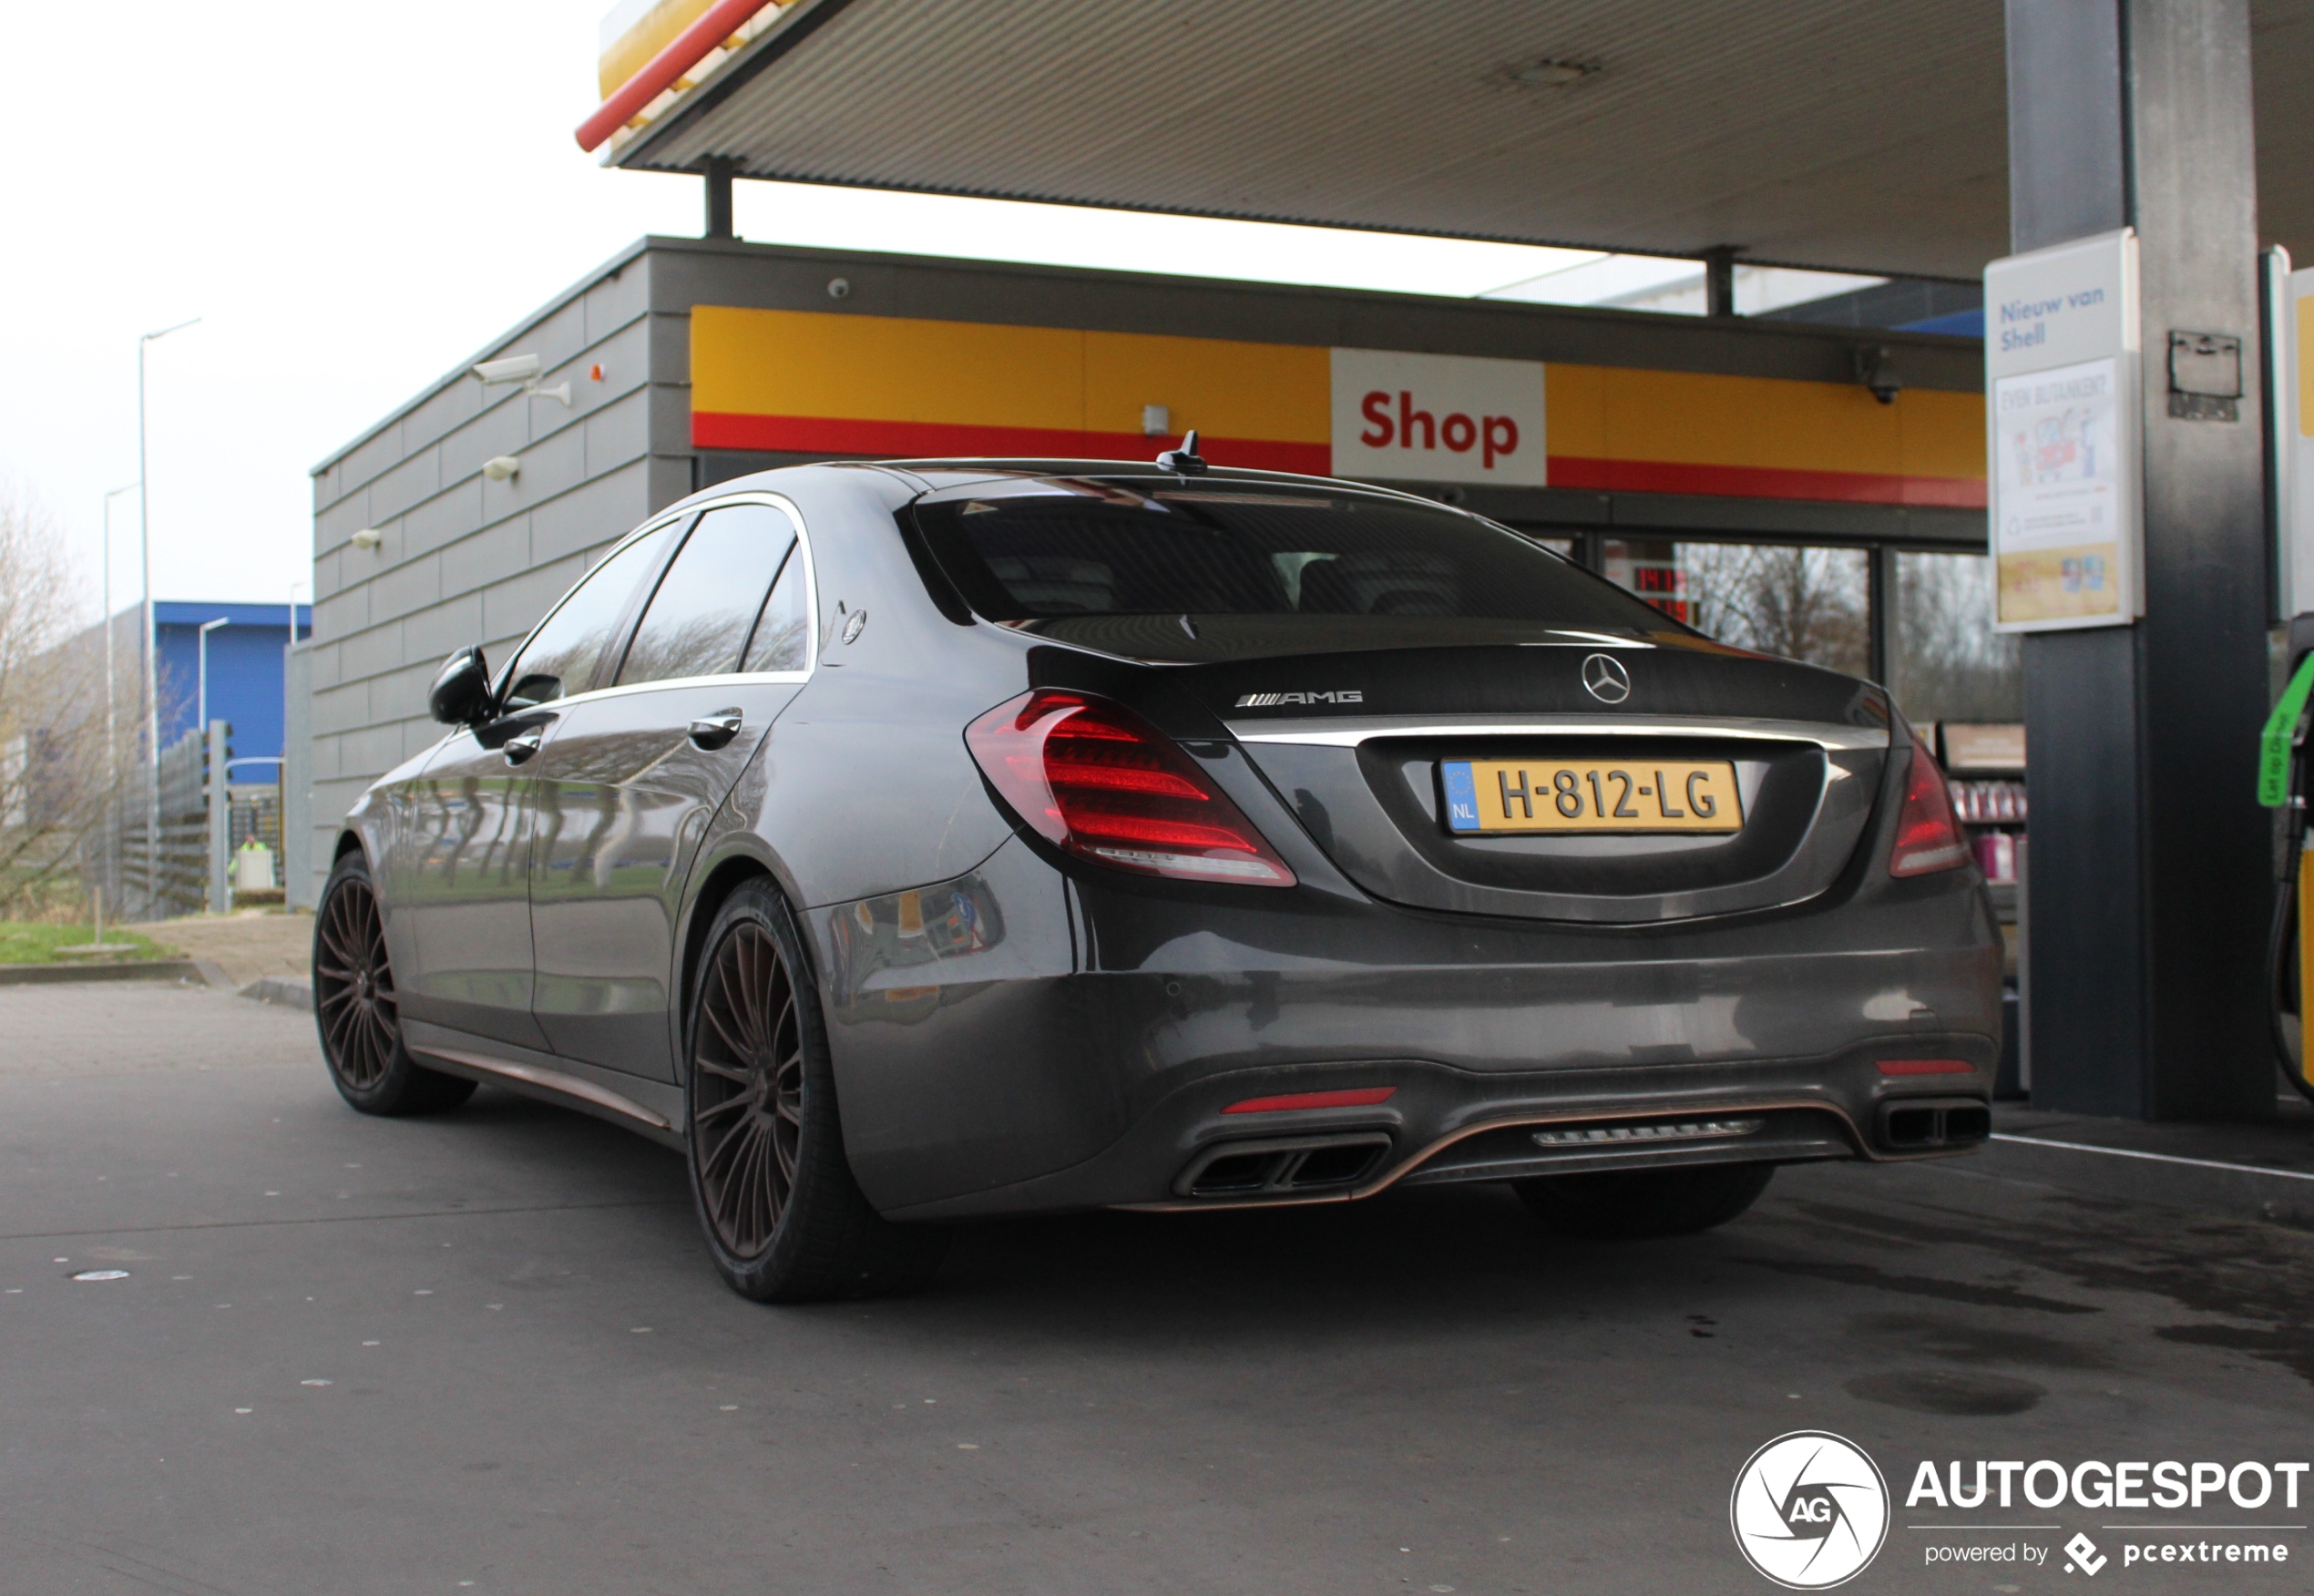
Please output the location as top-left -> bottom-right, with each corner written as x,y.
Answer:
1359,390 -> 1520,467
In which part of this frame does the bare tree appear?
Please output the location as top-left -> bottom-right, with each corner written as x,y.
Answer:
1684,544 -> 1869,677
0,486 -> 116,916
1889,552 -> 2021,723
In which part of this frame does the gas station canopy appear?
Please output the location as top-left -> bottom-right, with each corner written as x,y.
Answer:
599,0 -> 2314,282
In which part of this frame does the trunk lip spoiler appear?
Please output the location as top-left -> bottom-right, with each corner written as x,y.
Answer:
1226,713 -> 1890,753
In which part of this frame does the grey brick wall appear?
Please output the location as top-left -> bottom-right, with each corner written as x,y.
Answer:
302,240 -> 687,903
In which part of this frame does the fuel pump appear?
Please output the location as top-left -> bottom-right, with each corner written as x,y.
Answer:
2258,648 -> 2314,1104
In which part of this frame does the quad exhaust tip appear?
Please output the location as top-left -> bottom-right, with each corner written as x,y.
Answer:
1876,1097 -> 1991,1151
1176,1132 -> 1393,1199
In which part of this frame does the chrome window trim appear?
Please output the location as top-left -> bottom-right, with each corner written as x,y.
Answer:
1226,714 -> 1891,752
503,490 -> 821,714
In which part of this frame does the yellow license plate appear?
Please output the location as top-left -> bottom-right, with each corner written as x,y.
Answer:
1442,759 -> 1742,834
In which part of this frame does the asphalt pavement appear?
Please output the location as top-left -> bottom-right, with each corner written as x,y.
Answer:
4,981 -> 2311,1595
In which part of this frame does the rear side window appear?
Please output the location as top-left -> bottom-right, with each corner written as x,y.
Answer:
911,481 -> 1676,634
617,504 -> 800,685
502,526 -> 673,709
742,550 -> 811,673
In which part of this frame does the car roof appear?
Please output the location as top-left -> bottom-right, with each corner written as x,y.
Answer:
836,456 -> 1450,506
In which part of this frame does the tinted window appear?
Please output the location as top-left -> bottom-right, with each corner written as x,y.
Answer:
502,527 -> 672,709
913,481 -> 1677,634
617,504 -> 799,686
742,547 -> 811,673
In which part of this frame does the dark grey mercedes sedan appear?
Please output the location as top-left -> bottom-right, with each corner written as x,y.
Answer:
314,454 -> 2000,1301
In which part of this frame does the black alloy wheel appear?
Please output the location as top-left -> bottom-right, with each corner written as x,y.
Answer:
312,851 -> 476,1116
683,877 -> 948,1303
692,919 -> 805,1258
315,870 -> 397,1090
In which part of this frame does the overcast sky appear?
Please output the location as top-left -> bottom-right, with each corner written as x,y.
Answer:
0,2 -> 1599,619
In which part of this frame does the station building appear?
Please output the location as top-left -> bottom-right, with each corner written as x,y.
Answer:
304,240 -> 2000,902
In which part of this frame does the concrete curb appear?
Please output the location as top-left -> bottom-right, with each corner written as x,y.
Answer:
0,958 -> 208,987
240,976 -> 313,1011
1974,1131 -> 2314,1231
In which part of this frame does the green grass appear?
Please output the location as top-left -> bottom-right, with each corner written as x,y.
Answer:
0,922 -> 172,965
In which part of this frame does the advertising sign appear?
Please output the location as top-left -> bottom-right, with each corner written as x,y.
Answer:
2280,256 -> 2314,619
1983,229 -> 2143,629
1326,348 -> 1549,486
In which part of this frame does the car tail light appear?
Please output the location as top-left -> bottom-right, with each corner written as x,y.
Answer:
1223,1087 -> 1396,1114
1889,732 -> 1971,877
965,690 -> 1295,886
1876,1059 -> 1977,1076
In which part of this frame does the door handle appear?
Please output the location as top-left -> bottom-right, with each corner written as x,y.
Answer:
688,711 -> 744,751
502,729 -> 544,765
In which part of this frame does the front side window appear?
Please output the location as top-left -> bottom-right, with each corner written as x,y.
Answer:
616,504 -> 800,686
502,526 -> 674,710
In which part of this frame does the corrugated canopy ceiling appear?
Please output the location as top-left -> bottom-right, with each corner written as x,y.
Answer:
612,0 -> 2314,282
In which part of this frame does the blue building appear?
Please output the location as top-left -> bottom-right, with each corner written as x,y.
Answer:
150,601 -> 310,760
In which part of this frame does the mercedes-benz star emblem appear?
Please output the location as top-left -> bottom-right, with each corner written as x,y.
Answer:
1581,652 -> 1632,704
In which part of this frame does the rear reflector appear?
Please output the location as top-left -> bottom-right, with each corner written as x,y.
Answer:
1222,1087 -> 1396,1114
966,689 -> 1295,886
1877,1059 -> 1977,1076
1889,731 -> 1971,877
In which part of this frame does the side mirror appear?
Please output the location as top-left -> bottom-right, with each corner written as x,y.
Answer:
429,646 -> 494,727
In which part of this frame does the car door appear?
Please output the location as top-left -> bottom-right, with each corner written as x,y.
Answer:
387,523 -> 676,1049
527,498 -> 815,1080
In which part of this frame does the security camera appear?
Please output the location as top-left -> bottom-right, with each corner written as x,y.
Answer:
482,455 -> 520,482
1855,346 -> 1902,405
350,528 -> 384,550
474,353 -> 543,385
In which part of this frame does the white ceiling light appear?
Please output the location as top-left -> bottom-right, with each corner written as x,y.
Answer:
1510,58 -> 1599,87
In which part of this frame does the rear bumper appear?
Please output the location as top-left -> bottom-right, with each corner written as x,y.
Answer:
814,836 -> 2001,1221
876,1036 -> 1993,1221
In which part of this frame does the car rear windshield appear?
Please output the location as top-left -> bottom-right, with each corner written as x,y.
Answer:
910,479 -> 1676,635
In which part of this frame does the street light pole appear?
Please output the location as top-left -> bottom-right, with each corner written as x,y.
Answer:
138,316 -> 199,918
97,481 -> 138,946
196,617 -> 229,735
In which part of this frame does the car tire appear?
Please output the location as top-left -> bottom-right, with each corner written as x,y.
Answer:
1512,1161 -> 1774,1239
313,851 -> 477,1117
684,876 -> 949,1304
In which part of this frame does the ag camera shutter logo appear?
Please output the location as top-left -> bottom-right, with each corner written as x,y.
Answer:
1731,1431 -> 1890,1589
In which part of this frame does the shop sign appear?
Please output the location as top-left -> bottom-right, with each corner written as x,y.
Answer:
1983,229 -> 2143,630
1328,348 -> 1548,486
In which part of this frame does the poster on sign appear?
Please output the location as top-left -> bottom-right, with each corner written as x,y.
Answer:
1328,349 -> 1548,486
1981,228 -> 2142,629
1990,357 -> 2125,620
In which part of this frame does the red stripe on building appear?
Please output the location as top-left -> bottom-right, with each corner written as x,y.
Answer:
1545,455 -> 1988,509
693,413 -> 1331,475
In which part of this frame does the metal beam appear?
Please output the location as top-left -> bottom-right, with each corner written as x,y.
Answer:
2010,0 -> 2273,1120
703,156 -> 735,240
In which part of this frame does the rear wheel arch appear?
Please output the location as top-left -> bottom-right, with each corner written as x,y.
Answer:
680,852 -> 780,1057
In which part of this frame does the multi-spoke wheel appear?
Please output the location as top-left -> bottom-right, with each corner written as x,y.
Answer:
684,877 -> 948,1302
313,851 -> 476,1116
692,920 -> 804,1257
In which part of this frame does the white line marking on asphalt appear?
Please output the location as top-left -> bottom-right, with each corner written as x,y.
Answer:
1990,1132 -> 2314,1182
